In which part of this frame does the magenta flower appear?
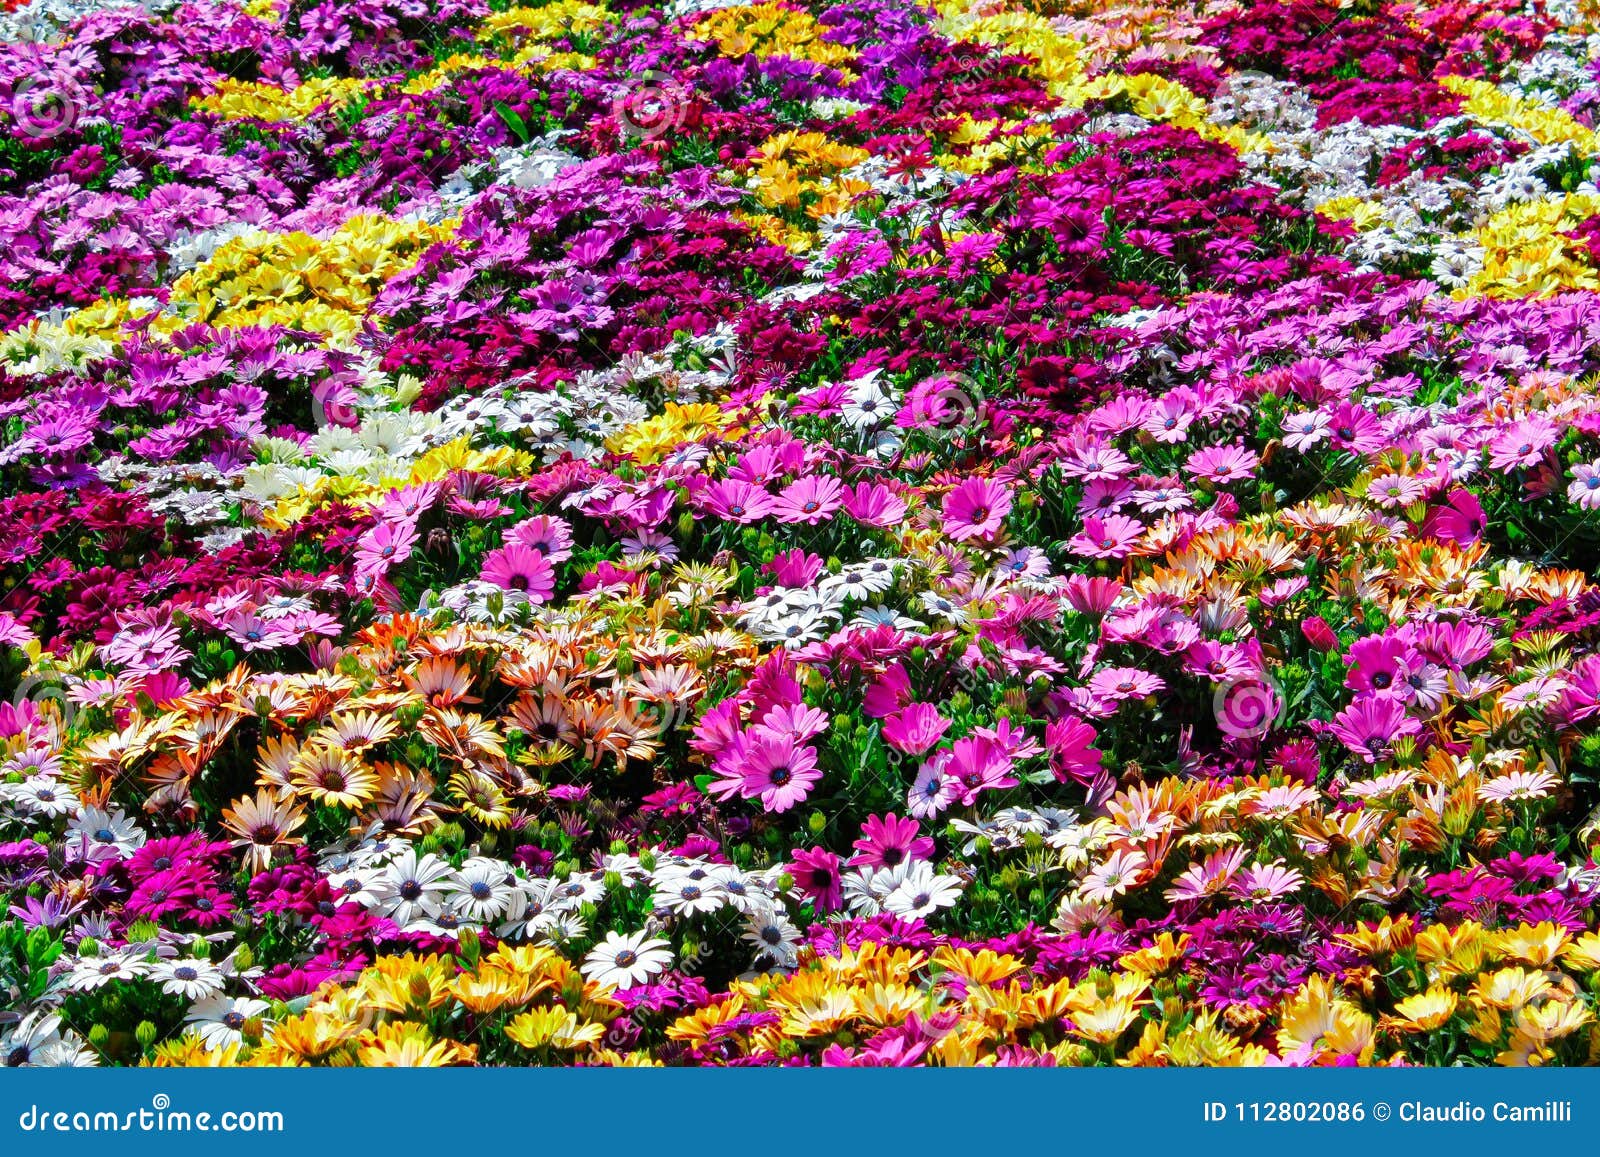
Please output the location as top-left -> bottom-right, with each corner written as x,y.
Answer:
1062,575 -> 1124,615
789,846 -> 843,913
1143,395 -> 1195,443
1185,443 -> 1259,485
1420,487 -> 1486,544
508,515 -> 575,562
717,734 -> 822,813
1045,715 -> 1103,786
771,475 -> 843,525
354,519 -> 418,578
480,544 -> 556,602
941,477 -> 1012,541
699,479 -> 772,524
1328,696 -> 1422,763
1067,513 -> 1145,559
1344,634 -> 1418,695
1488,416 -> 1558,471
841,481 -> 908,527
763,549 -> 824,587
881,702 -> 949,755
862,664 -> 914,719
1086,666 -> 1165,708
850,813 -> 934,869
938,735 -> 1018,807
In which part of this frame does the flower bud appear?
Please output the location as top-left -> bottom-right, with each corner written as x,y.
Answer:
408,973 -> 433,1007
1300,615 -> 1338,652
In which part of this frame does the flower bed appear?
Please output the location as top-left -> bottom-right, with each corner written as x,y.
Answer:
5,0 -> 1600,1068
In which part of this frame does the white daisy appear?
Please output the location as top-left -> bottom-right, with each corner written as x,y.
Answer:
446,858 -> 523,922
881,861 -> 965,920
369,847 -> 454,925
69,950 -> 149,991
551,872 -> 607,908
66,805 -> 145,860
742,908 -> 801,968
7,775 -> 78,818
580,930 -> 673,988
1,1012 -> 97,1067
149,958 -> 226,1000
653,876 -> 726,917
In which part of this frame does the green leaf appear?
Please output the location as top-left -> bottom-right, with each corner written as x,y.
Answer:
494,101 -> 530,143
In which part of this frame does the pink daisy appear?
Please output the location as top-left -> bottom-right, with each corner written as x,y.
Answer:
881,702 -> 950,756
770,475 -> 844,525
850,813 -> 934,870
480,544 -> 556,602
942,477 -> 1012,542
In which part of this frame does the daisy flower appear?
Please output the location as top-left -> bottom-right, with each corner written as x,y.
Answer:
654,876 -> 727,916
941,477 -> 1012,541
69,951 -> 150,991
149,958 -> 226,1000
581,930 -> 673,989
480,544 -> 556,602
446,858 -> 524,922
742,908 -> 802,968
371,847 -> 454,925
880,861 -> 965,920
66,805 -> 145,861
184,994 -> 272,1050
1569,460 -> 1600,510
1080,849 -> 1148,902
